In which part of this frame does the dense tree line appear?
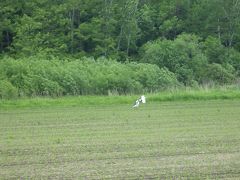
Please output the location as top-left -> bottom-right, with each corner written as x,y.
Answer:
1,0 -> 240,98
1,0 -> 240,56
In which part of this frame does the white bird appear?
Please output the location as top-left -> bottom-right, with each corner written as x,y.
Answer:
133,99 -> 140,108
133,95 -> 146,108
141,95 -> 146,103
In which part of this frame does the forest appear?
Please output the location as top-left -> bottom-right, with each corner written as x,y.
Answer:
1,0 -> 240,98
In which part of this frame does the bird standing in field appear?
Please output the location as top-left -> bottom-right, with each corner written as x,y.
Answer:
133,95 -> 146,108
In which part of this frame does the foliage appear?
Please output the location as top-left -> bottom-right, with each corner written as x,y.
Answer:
202,63 -> 235,85
141,34 -> 238,85
1,0 -> 240,98
0,57 -> 180,98
0,80 -> 18,99
1,0 -> 240,56
1,87 -> 240,109
203,36 -> 228,64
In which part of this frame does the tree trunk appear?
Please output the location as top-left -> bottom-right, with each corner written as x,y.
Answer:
117,25 -> 124,51
126,34 -> 131,56
217,18 -> 221,41
71,9 -> 75,54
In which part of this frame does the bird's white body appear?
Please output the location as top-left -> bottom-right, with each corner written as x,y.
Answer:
133,99 -> 140,108
141,95 -> 146,103
133,95 -> 146,108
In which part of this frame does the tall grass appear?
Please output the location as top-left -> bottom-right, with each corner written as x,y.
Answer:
148,87 -> 240,102
0,57 -> 178,98
1,87 -> 240,109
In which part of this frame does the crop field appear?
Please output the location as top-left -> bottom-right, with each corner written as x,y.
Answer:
1,100 -> 240,179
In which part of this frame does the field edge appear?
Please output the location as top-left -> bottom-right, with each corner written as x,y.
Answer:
1,88 -> 240,109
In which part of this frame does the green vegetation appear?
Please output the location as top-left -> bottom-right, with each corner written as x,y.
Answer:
141,34 -> 238,85
1,88 -> 240,109
1,100 -> 240,178
0,57 -> 178,98
0,55 -> 240,99
1,0 -> 240,58
1,1 -> 240,178
1,0 -> 240,99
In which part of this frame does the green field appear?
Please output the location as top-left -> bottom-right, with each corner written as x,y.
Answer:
1,100 -> 240,179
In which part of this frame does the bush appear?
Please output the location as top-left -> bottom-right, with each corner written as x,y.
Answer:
228,48 -> 240,76
203,36 -> 227,64
0,56 -> 181,98
203,63 -> 235,84
0,80 -> 18,99
141,34 -> 207,85
141,34 -> 203,69
140,33 -> 239,86
140,38 -> 180,72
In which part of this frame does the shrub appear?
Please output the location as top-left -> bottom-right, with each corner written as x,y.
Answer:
140,33 -> 238,86
203,63 -> 235,84
203,36 -> 227,64
140,34 -> 206,85
0,56 -> 181,98
0,80 -> 18,99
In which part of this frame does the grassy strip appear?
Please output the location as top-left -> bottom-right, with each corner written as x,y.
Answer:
148,88 -> 240,101
0,88 -> 240,109
0,95 -> 136,109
